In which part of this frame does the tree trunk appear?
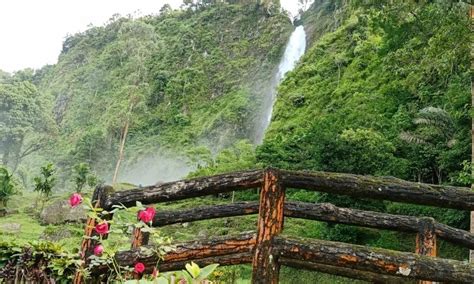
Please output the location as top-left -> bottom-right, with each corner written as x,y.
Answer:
112,105 -> 133,184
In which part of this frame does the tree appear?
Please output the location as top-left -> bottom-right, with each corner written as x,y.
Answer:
400,107 -> 456,184
33,163 -> 56,201
0,80 -> 55,172
0,166 -> 19,207
106,21 -> 157,183
72,162 -> 98,193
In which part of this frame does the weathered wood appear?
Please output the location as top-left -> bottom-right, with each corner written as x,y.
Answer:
280,170 -> 474,210
415,218 -> 437,284
114,233 -> 256,269
252,169 -> 285,284
104,169 -> 262,210
74,185 -> 114,284
274,236 -> 474,283
280,258 -> 413,284
131,227 -> 150,249
152,202 -> 259,226
158,253 -> 253,273
149,201 -> 474,250
286,202 -> 474,250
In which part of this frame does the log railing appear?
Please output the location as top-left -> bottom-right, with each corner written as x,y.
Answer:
75,168 -> 474,283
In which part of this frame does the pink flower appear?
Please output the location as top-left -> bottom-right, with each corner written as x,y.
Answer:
134,262 -> 145,274
93,245 -> 104,256
69,193 -> 82,207
138,207 -> 156,223
95,222 -> 109,235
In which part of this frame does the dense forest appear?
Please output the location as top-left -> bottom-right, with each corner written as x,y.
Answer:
0,0 -> 472,283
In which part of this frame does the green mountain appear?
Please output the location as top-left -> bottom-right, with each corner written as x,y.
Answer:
3,3 -> 294,184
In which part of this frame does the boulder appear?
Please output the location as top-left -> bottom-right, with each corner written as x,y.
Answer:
39,200 -> 87,225
0,223 -> 21,234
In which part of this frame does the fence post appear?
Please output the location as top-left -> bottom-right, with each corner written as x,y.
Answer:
73,185 -> 114,284
252,168 -> 285,284
131,227 -> 150,248
416,217 -> 437,284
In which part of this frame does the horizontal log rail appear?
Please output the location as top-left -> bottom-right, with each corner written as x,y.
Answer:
104,169 -> 263,210
95,234 -> 473,283
114,233 -> 256,271
274,236 -> 474,283
280,258 -> 413,284
280,170 -> 474,210
149,201 -> 474,249
104,169 -> 474,211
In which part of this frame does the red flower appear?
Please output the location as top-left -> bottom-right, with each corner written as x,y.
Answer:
95,221 -> 109,235
93,245 -> 104,256
134,262 -> 145,274
69,193 -> 82,207
138,207 -> 156,223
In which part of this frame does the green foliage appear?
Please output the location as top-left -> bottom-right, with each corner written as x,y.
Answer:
72,163 -> 98,193
0,167 -> 19,207
33,163 -> 56,199
0,79 -> 55,172
30,2 -> 292,183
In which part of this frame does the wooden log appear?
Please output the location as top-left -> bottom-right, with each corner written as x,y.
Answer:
114,233 -> 256,269
280,170 -> 474,210
152,202 -> 259,226
274,236 -> 474,283
74,185 -> 114,284
158,252 -> 253,273
131,227 -> 150,249
252,169 -> 285,284
415,218 -> 437,284
285,202 -> 474,250
104,169 -> 262,210
280,258 -> 413,284
148,201 -> 474,250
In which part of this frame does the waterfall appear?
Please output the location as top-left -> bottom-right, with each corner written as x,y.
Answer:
255,25 -> 307,143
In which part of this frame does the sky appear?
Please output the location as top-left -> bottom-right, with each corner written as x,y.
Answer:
0,0 -> 301,73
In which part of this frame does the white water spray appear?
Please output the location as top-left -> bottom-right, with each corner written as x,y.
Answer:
255,25 -> 307,143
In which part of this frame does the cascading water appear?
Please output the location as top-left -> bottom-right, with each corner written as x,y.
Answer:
255,25 -> 307,143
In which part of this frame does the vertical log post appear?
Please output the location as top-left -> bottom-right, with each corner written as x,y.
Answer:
416,217 -> 437,284
252,168 -> 285,284
131,227 -> 150,249
73,185 -> 114,284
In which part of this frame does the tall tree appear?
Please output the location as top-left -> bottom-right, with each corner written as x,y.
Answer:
106,21 -> 157,183
0,80 -> 55,172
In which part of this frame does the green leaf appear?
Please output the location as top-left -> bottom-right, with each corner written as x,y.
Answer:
197,263 -> 219,280
185,261 -> 200,278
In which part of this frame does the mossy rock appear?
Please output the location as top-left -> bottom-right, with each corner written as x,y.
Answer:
39,199 -> 86,225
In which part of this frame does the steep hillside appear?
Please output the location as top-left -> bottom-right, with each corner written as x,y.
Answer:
36,3 -> 292,183
257,1 -> 471,257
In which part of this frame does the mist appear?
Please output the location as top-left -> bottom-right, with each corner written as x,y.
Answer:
118,152 -> 194,186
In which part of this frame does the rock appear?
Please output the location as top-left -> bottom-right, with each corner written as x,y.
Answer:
0,208 -> 20,217
0,223 -> 21,234
0,209 -> 6,217
39,200 -> 87,225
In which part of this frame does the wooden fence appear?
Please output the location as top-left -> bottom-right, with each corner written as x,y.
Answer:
74,168 -> 474,283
